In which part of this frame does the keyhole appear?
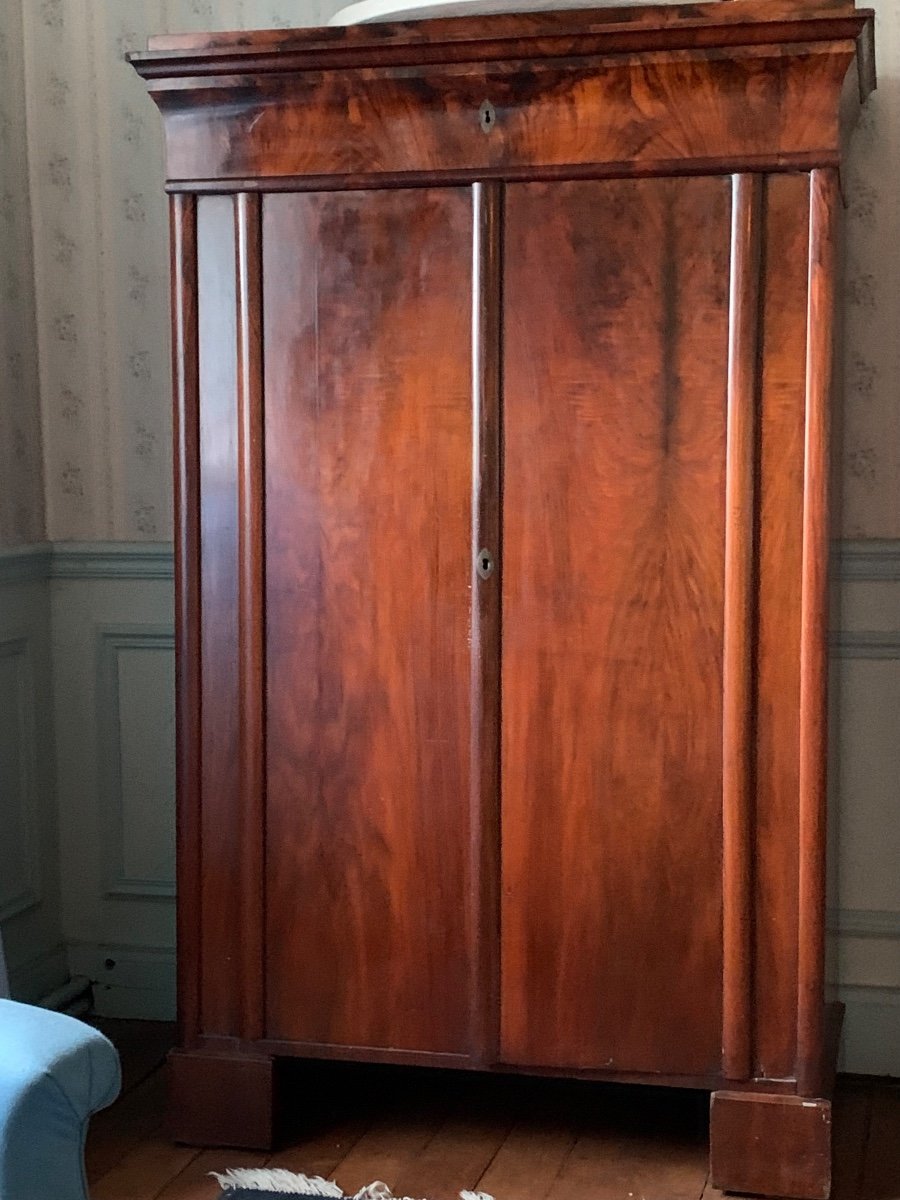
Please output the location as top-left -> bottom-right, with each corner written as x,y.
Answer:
479,100 -> 496,134
477,549 -> 494,579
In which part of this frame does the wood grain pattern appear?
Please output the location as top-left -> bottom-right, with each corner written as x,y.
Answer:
143,48 -> 857,187
470,180 -> 503,1066
262,188 -> 477,1055
797,167 -> 839,1097
752,170 -> 810,1082
168,1049 -> 276,1150
196,196 -> 241,1037
133,0 -> 868,1178
500,176 -> 730,1076
133,0 -> 873,89
169,193 -> 202,1049
722,173 -> 762,1084
235,192 -> 266,1043
710,1090 -> 833,1199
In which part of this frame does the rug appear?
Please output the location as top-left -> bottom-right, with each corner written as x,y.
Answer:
212,1171 -> 495,1200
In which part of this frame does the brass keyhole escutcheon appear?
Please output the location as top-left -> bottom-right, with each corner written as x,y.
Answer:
477,549 -> 495,579
479,100 -> 497,134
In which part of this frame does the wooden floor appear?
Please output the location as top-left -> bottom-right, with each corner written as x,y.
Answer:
86,1023 -> 899,1200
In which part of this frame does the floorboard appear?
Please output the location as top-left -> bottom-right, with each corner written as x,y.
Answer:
85,1023 -> 897,1200
859,1083 -> 900,1200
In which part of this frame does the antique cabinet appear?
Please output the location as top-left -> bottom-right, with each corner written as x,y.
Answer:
130,3 -> 874,1195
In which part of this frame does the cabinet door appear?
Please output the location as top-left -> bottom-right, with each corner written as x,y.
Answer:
263,189 -> 478,1055
500,177 -> 731,1075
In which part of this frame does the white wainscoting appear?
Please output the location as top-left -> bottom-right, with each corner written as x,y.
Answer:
0,548 -> 67,1002
49,542 -> 175,1019
829,541 -> 900,1074
2,539 -> 899,1073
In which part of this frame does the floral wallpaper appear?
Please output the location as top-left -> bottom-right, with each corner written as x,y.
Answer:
0,0 -> 45,547
17,0 -> 342,542
840,0 -> 900,537
4,0 -> 900,541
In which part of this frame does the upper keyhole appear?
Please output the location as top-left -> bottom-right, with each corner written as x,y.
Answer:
479,100 -> 496,134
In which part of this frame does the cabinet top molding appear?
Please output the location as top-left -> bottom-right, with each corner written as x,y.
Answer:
130,0 -> 873,81
129,0 -> 874,189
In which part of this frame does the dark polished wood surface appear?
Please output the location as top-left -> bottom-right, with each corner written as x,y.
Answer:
195,196 -> 241,1039
169,194 -> 201,1050
500,176 -> 729,1077
751,171 -> 811,1084
134,4 -> 873,1191
135,0 -> 871,66
130,1 -> 873,189
141,51 -> 861,187
262,188 -> 477,1055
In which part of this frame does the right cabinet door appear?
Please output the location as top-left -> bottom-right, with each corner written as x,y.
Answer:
499,176 -> 733,1076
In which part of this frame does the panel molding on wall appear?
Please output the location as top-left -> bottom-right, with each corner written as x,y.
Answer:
97,624 -> 176,901
0,634 -> 42,922
53,541 -> 174,580
0,554 -> 65,1006
837,539 -> 900,581
46,539 -> 175,1018
828,545 -> 900,1075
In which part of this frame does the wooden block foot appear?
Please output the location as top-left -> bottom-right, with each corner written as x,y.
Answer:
710,1090 -> 832,1200
168,1047 -> 277,1149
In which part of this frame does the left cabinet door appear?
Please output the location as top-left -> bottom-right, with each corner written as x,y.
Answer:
261,188 -> 480,1056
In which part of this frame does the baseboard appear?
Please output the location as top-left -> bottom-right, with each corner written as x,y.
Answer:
40,974 -> 93,1016
67,941 -> 176,1020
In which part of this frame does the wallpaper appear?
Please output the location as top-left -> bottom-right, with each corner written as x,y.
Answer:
18,0 -> 342,542
0,0 -> 45,547
841,0 -> 900,536
7,0 -> 900,540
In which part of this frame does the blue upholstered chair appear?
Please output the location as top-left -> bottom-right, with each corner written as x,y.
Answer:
0,936 -> 121,1200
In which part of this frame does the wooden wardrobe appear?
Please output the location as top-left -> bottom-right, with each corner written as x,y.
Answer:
130,3 -> 874,1195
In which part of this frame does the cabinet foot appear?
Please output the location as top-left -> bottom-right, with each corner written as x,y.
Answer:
168,1047 -> 277,1149
710,1090 -> 832,1200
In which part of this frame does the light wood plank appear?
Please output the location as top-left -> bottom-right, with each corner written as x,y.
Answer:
476,1123 -> 577,1199
86,1070 -> 168,1183
155,1148 -> 269,1200
328,1109 -> 449,1194
92,1137 -> 201,1200
545,1088 -> 708,1200
391,1114 -> 510,1200
263,1109 -> 374,1179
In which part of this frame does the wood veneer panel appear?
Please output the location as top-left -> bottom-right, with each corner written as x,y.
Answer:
196,195 -> 241,1037
148,49 -> 855,187
752,171 -> 811,1082
235,192 -> 265,1042
169,194 -> 201,1046
722,173 -> 762,1083
470,180 -> 503,1064
139,0 -> 869,60
262,187 -> 477,1055
797,167 -> 839,1095
500,176 -> 730,1076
